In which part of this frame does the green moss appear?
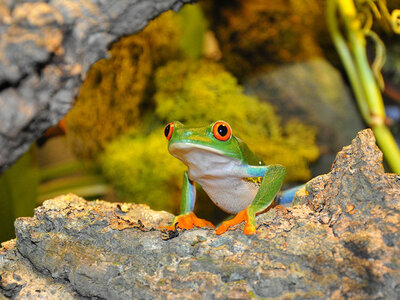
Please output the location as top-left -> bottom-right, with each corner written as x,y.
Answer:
65,35 -> 151,159
140,11 -> 183,67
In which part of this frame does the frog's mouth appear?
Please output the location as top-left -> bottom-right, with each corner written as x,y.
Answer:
169,142 -> 241,180
168,142 -> 233,167
169,142 -> 224,157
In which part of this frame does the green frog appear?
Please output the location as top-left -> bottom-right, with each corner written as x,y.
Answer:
163,120 -> 296,235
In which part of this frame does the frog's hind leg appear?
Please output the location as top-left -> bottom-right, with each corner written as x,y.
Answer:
216,165 -> 286,235
250,165 -> 286,212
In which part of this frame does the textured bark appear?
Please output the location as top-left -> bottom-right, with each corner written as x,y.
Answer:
1,129 -> 399,299
0,0 -> 193,173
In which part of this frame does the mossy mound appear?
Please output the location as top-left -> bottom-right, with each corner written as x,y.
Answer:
65,36 -> 151,159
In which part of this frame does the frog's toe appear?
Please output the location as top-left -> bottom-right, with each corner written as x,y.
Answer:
163,212 -> 214,231
175,214 -> 195,230
192,216 -> 216,229
243,222 -> 256,235
160,225 -> 177,231
216,209 -> 249,235
215,222 -> 230,235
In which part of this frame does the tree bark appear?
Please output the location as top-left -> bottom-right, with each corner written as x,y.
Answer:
0,0 -> 194,173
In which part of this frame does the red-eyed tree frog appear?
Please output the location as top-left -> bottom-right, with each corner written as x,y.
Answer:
163,120 -> 297,235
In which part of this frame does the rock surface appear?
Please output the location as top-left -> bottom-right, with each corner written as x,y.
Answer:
0,0 -> 194,173
0,240 -> 81,299
1,129 -> 400,299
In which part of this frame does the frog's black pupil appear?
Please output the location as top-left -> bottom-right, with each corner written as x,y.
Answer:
218,124 -> 228,136
164,124 -> 170,138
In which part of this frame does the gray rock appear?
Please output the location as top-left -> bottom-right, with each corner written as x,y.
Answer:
244,59 -> 365,174
0,0 -> 194,173
0,240 -> 82,299
1,129 -> 399,299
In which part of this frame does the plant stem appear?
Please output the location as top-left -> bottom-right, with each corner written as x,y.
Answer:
373,125 -> 400,173
327,0 -> 400,173
327,0 -> 371,123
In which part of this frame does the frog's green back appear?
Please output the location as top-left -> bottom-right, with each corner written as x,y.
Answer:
235,137 -> 265,166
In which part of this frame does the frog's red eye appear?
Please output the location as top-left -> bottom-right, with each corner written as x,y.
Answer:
212,121 -> 231,141
164,122 -> 174,140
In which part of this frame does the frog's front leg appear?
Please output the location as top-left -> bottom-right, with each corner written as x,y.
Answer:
164,171 -> 215,230
216,164 -> 286,235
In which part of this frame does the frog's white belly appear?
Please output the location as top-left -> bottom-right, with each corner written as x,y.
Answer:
169,143 -> 259,214
197,176 -> 258,214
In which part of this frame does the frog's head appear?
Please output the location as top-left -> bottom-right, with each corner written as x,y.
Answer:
164,121 -> 244,165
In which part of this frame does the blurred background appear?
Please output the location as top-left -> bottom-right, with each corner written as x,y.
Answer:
1,0 -> 400,242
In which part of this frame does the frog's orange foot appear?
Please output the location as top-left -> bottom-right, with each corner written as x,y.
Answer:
161,223 -> 179,231
216,209 -> 256,235
162,212 -> 215,231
